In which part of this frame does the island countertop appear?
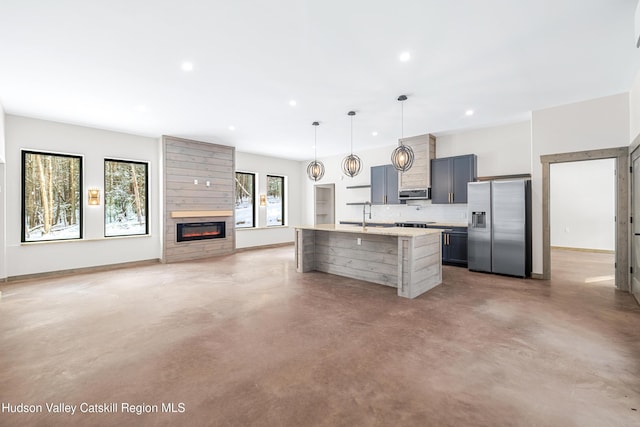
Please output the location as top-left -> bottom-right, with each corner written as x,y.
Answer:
294,224 -> 442,237
339,220 -> 468,228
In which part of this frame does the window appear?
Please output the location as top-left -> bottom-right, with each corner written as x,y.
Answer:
235,172 -> 255,228
22,150 -> 82,242
267,175 -> 285,226
104,159 -> 149,237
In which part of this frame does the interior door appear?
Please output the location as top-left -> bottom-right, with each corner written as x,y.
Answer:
632,151 -> 640,297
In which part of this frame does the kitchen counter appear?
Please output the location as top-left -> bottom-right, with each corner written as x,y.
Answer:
294,225 -> 442,299
298,224 -> 442,237
339,220 -> 468,228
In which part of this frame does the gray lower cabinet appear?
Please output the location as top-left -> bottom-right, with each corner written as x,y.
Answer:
428,225 -> 468,267
444,230 -> 468,266
371,164 -> 399,205
431,154 -> 477,204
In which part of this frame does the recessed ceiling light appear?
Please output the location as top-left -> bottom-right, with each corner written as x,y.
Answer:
228,125 -> 236,131
289,100 -> 297,107
372,131 -> 378,136
465,109 -> 474,116
181,61 -> 194,71
399,51 -> 411,62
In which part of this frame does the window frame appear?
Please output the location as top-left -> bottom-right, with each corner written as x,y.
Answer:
21,150 -> 84,243
266,174 -> 285,227
235,171 -> 256,229
104,158 -> 150,238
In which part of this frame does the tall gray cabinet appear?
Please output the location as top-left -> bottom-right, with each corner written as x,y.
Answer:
371,164 -> 399,205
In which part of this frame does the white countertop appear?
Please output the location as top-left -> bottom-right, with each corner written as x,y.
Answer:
340,220 -> 468,228
295,224 -> 442,237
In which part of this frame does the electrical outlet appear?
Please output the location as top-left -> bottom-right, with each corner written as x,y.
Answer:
194,179 -> 198,185
357,238 -> 362,245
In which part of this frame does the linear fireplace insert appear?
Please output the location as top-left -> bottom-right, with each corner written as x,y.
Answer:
177,222 -> 226,242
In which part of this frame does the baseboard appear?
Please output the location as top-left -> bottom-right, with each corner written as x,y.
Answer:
235,242 -> 294,253
530,273 -> 546,280
5,259 -> 161,283
551,246 -> 615,254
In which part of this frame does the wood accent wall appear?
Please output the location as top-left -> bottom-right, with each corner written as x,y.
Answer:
313,230 -> 399,287
397,234 -> 442,298
163,136 -> 235,263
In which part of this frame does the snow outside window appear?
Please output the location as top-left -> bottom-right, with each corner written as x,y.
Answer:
105,159 -> 149,237
235,172 -> 255,228
22,150 -> 83,242
267,175 -> 285,226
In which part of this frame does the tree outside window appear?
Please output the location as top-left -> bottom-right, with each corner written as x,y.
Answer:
235,172 -> 255,228
267,175 -> 285,226
22,151 -> 82,242
105,159 -> 148,237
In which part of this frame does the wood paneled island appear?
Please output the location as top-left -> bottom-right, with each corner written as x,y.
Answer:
294,224 -> 442,299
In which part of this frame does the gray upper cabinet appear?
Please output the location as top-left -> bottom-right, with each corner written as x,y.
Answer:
431,154 -> 477,204
398,134 -> 436,191
371,164 -> 399,205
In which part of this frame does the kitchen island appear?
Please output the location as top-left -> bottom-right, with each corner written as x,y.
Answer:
294,224 -> 442,299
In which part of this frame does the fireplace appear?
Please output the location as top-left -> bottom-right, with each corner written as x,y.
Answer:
177,222 -> 226,242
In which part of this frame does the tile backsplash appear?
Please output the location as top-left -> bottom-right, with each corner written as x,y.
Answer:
344,200 -> 468,224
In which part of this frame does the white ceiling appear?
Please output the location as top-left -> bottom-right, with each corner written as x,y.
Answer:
1,0 -> 639,161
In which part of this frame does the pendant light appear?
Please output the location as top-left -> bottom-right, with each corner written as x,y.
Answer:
342,111 -> 362,177
391,95 -> 415,172
306,121 -> 325,181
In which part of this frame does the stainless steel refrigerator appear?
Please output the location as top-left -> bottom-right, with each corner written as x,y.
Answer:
467,179 -> 531,277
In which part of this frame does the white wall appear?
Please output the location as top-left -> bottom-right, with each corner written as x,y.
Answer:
436,121 -> 532,177
550,159 -> 615,251
629,70 -> 640,143
0,102 -> 5,279
5,115 -> 162,277
531,93 -> 629,275
235,151 -> 303,249
0,102 -> 5,163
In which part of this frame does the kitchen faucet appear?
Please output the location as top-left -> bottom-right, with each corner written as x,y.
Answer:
362,202 -> 372,228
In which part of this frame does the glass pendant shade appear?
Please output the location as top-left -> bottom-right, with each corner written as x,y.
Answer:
391,144 -> 414,172
341,153 -> 362,177
307,160 -> 325,181
306,121 -> 325,181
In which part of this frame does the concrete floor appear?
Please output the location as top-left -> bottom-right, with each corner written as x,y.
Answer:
0,247 -> 638,426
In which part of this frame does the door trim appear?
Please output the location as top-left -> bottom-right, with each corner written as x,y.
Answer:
540,147 -> 628,291
630,144 -> 640,302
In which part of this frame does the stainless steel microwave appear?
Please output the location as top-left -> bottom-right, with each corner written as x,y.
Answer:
398,189 -> 430,200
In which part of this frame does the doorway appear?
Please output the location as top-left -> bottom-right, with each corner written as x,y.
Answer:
314,184 -> 335,225
550,159 -> 615,287
540,147 -> 628,291
631,147 -> 640,299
